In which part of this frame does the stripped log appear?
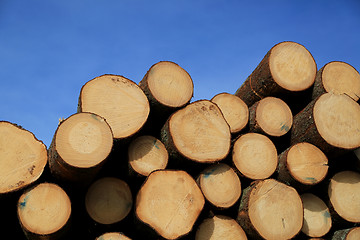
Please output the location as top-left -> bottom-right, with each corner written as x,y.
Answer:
161,100 -> 231,164
291,92 -> 360,156
78,74 -> 150,141
195,215 -> 248,240
277,142 -> 328,188
237,179 -> 303,240
85,177 -> 133,225
232,133 -> 278,180
135,170 -> 205,239
248,96 -> 293,137
197,163 -> 241,209
301,193 -> 332,238
128,135 -> 168,177
17,183 -> 71,240
0,121 -> 47,195
235,41 -> 317,107
312,61 -> 360,101
211,92 -> 249,134
48,112 -> 113,184
328,171 -> 360,224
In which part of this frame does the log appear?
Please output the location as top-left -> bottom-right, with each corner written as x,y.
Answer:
48,112 -> 113,184
0,121 -> 47,195
232,133 -> 278,180
17,183 -> 71,240
95,232 -> 132,240
301,193 -> 332,238
135,170 -> 205,239
85,177 -> 133,225
128,135 -> 168,177
139,61 -> 193,112
78,74 -> 150,140
332,227 -> 360,240
248,96 -> 293,137
312,61 -> 360,102
235,41 -> 317,106
328,171 -> 360,223
277,142 -> 328,188
237,179 -> 303,240
161,100 -> 231,163
291,92 -> 360,156
197,163 -> 241,209
195,215 -> 247,240
211,92 -> 249,134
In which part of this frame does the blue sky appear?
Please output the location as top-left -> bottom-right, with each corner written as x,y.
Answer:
1,0 -> 359,147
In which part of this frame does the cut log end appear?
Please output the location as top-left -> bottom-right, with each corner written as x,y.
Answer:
136,170 -> 205,240
321,61 -> 360,101
301,193 -> 332,238
55,112 -> 113,168
198,163 -> 241,208
286,142 -> 328,185
238,179 -> 303,240
17,183 -> 71,236
0,121 -> 47,194
233,133 -> 278,180
79,74 -> 150,139
269,41 -> 317,91
195,215 -> 248,240
328,171 -> 360,223
95,232 -> 132,240
128,135 -> 168,176
141,61 -> 193,108
164,100 -> 231,163
211,93 -> 249,134
314,93 -> 360,150
85,177 -> 133,225
253,96 -> 293,137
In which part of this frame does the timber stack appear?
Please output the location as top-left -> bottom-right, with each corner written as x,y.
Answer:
1,41 -> 360,240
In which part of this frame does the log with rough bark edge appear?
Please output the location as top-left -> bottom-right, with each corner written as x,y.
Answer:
161,100 -> 231,163
234,41 -> 317,106
249,96 -> 293,137
291,92 -> 360,155
332,227 -> 360,240
277,142 -> 328,188
128,135 -> 168,177
139,61 -> 193,111
78,74 -> 150,140
17,183 -> 71,240
0,121 -> 47,195
301,193 -> 332,238
85,177 -> 133,225
135,170 -> 205,240
237,179 -> 303,240
95,232 -> 132,240
312,61 -> 360,101
48,112 -> 113,184
197,163 -> 241,209
232,133 -> 278,180
328,171 -> 360,223
195,215 -> 247,240
211,92 -> 249,134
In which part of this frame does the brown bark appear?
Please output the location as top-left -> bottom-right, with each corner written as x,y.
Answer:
290,93 -> 360,156
48,112 -> 113,185
235,41 -> 317,107
236,179 -> 303,240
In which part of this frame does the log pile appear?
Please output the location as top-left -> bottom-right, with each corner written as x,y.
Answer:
1,43 -> 360,240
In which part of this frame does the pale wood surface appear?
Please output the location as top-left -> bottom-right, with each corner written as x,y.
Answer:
95,232 -> 132,240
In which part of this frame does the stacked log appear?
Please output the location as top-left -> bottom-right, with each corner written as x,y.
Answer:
1,42 -> 360,239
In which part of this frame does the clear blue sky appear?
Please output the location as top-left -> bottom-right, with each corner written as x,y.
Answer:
1,0 -> 359,147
